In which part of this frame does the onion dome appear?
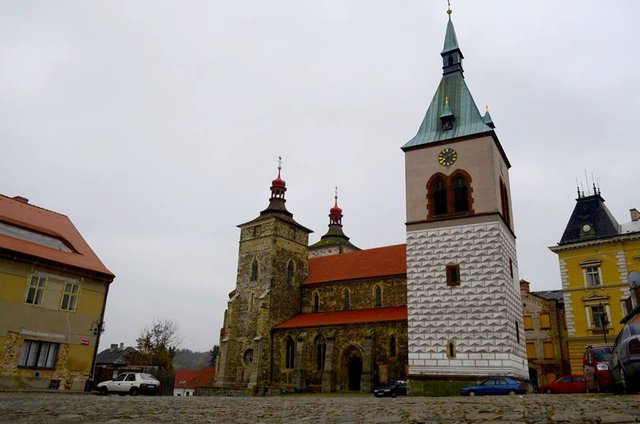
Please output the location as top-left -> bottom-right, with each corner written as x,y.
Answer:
329,187 -> 343,226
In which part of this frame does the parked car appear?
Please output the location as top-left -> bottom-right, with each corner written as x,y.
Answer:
539,375 -> 587,394
97,372 -> 160,396
460,377 -> 526,396
373,380 -> 408,397
610,322 -> 640,394
583,344 -> 613,392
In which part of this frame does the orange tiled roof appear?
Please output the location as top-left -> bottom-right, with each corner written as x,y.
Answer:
273,306 -> 407,329
305,243 -> 406,285
174,367 -> 216,389
0,194 -> 114,278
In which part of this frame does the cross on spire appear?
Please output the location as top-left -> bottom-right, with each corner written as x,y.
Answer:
277,156 -> 282,177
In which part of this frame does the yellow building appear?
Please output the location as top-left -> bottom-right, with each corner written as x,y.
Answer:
550,190 -> 640,374
0,194 -> 114,390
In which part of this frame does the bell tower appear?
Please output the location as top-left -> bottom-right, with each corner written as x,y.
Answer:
402,8 -> 528,393
215,158 -> 312,390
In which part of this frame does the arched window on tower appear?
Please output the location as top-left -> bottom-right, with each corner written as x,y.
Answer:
374,285 -> 382,307
433,179 -> 448,216
453,176 -> 469,213
314,335 -> 326,371
285,336 -> 295,369
313,292 -> 319,312
286,261 -> 294,287
500,179 -> 512,229
343,289 -> 351,310
250,259 -> 258,281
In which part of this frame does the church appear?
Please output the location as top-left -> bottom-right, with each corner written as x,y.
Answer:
213,10 -> 529,395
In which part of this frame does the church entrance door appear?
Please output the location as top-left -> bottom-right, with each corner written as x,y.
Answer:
340,345 -> 364,391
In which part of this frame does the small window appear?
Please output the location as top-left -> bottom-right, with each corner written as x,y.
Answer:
591,305 -> 609,329
374,285 -> 382,308
543,341 -> 554,359
523,316 -> 534,330
313,293 -> 319,312
286,261 -> 294,287
343,289 -> 351,310
526,342 -> 536,359
509,258 -> 514,278
539,313 -> 551,329
285,336 -> 295,369
18,340 -> 58,369
446,339 -> 456,359
250,260 -> 258,281
446,264 -> 460,286
60,282 -> 79,311
515,321 -> 520,343
584,266 -> 601,287
389,336 -> 397,357
25,276 -> 46,305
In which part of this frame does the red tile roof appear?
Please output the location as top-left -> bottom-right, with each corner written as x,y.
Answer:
273,306 -> 407,329
0,194 -> 114,279
305,243 -> 406,285
174,367 -> 216,388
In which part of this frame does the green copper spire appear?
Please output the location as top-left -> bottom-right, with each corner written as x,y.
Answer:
402,12 -> 494,150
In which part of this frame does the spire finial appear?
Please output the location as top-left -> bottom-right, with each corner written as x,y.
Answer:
447,0 -> 452,16
334,186 -> 339,207
277,156 -> 282,178
485,105 -> 489,113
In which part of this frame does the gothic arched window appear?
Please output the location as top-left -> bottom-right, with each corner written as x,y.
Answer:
286,261 -> 294,286
285,336 -> 295,369
453,176 -> 469,212
500,179 -> 511,229
250,259 -> 258,281
374,285 -> 382,307
343,289 -> 351,310
314,335 -> 326,371
389,335 -> 397,357
313,292 -> 319,312
433,179 -> 448,215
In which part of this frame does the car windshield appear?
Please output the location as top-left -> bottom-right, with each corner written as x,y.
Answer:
593,348 -> 612,361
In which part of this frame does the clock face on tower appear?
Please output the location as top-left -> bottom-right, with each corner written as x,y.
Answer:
438,147 -> 457,167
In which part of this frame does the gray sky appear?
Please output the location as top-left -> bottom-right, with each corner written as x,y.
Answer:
2,1 -> 639,352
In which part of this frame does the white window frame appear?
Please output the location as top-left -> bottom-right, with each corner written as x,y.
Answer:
18,340 -> 59,369
582,265 -> 602,287
584,304 -> 611,330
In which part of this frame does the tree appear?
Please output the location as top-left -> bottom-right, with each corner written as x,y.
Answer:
130,318 -> 182,371
209,345 -> 219,367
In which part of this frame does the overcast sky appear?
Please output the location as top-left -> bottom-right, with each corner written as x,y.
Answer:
2,1 -> 639,352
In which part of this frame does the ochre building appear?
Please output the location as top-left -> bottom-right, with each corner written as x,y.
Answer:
0,194 -> 114,391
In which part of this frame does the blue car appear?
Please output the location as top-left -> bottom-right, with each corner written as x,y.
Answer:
460,377 -> 527,396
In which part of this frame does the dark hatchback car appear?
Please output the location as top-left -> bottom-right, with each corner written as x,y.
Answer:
460,377 -> 527,396
610,322 -> 640,394
373,380 -> 408,397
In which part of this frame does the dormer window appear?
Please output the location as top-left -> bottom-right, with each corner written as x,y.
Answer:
439,97 -> 455,131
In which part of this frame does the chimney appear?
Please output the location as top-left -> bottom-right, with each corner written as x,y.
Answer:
12,196 -> 29,204
119,343 -> 124,350
631,208 -> 640,222
110,344 -> 117,352
519,279 -> 530,293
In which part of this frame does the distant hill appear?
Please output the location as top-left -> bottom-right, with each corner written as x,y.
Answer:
172,349 -> 211,370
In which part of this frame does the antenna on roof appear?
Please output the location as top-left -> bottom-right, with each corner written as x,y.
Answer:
576,179 -> 581,199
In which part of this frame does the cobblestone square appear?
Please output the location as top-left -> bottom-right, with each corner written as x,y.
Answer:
1,392 -> 640,423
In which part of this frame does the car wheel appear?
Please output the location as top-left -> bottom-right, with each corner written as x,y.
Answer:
392,392 -> 396,398
130,387 -> 139,396
508,390 -> 516,395
544,388 -> 553,394
468,391 -> 476,396
99,387 -> 108,396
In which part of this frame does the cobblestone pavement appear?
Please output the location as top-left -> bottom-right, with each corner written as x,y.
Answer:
1,392 -> 640,423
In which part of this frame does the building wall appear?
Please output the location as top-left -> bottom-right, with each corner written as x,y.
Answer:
521,286 -> 569,388
216,217 -> 309,389
302,277 -> 406,313
272,322 -> 407,392
554,237 -> 640,374
0,257 -> 108,390
406,220 -> 528,380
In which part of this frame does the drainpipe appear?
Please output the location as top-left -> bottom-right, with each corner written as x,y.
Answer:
87,279 -> 111,391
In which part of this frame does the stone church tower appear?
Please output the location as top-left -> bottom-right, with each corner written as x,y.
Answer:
215,162 -> 312,390
402,11 -> 528,392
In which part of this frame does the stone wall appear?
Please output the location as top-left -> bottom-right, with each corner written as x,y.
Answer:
302,277 -> 406,313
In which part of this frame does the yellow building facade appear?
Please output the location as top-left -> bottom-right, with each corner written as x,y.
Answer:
0,195 -> 114,390
550,192 -> 640,374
